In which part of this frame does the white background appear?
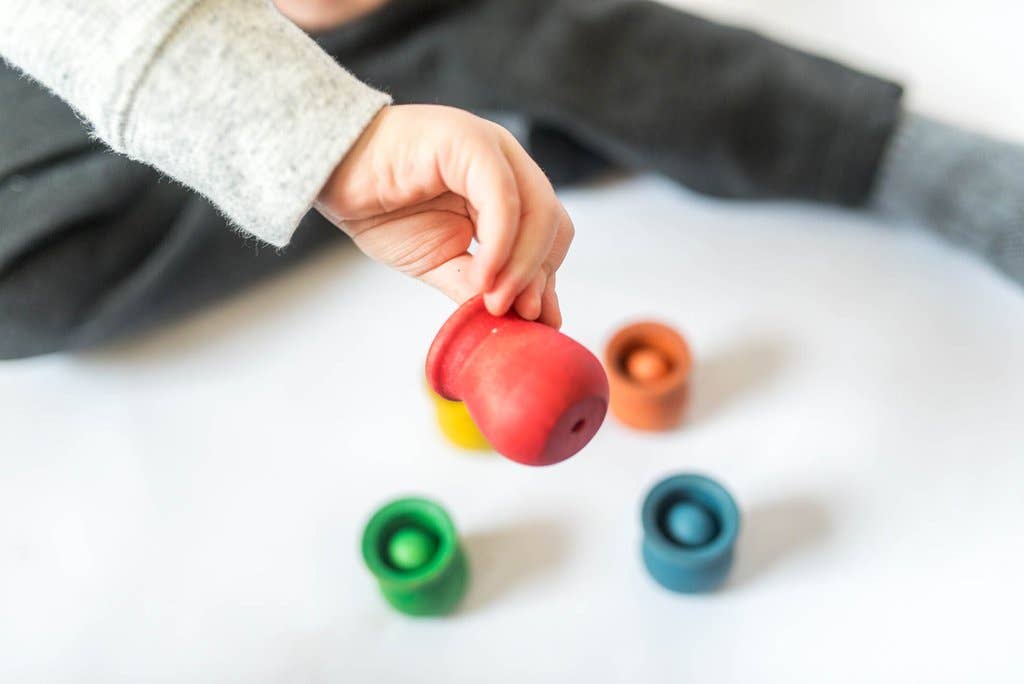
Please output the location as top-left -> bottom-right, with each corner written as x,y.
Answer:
2,1 -> 1023,682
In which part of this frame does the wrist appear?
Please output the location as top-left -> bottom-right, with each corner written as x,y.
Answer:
316,105 -> 391,219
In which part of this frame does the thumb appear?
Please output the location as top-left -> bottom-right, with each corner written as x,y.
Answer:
417,253 -> 479,304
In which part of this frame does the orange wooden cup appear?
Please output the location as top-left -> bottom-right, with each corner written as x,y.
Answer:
604,322 -> 692,430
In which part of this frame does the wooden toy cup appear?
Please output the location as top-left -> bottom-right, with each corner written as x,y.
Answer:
605,321 -> 692,430
426,296 -> 609,466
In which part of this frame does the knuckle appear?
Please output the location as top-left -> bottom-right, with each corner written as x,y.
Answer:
563,217 -> 576,242
489,120 -> 516,142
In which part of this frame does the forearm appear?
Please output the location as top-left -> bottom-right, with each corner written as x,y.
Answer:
503,0 -> 905,205
0,0 -> 390,245
0,58 -> 349,359
871,113 -> 1024,287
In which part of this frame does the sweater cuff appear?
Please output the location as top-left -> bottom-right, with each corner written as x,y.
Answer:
122,0 -> 391,246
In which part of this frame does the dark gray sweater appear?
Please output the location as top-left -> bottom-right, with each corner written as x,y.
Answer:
0,0 -> 903,358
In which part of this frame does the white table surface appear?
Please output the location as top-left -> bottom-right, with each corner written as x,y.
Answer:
2,1 -> 1023,682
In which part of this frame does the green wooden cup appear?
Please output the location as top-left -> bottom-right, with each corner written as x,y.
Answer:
361,497 -> 469,616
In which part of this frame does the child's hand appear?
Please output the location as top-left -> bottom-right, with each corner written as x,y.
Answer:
273,0 -> 390,32
316,104 -> 573,328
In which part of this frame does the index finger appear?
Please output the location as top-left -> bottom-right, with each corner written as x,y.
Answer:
436,131 -> 522,292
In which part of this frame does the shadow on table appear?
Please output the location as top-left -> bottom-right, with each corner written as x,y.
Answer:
688,336 -> 789,426
460,517 -> 569,613
729,495 -> 832,588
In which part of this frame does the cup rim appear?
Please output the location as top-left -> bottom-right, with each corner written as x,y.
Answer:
605,321 -> 693,396
426,295 -> 494,400
641,473 -> 740,562
361,497 -> 459,588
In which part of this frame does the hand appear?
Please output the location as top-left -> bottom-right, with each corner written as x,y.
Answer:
316,104 -> 573,327
273,0 -> 390,32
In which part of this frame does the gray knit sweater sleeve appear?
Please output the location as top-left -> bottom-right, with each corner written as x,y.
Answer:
0,0 -> 391,246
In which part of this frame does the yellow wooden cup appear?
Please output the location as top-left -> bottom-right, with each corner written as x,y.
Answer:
427,386 -> 490,451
